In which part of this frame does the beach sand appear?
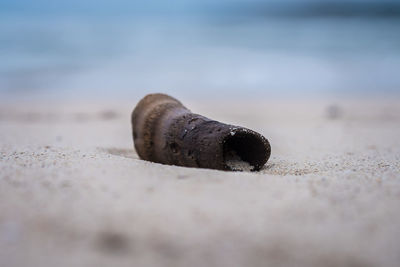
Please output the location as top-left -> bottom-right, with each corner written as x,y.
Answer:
1,98 -> 399,267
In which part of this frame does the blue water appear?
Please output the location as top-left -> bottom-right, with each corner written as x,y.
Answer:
1,1 -> 400,100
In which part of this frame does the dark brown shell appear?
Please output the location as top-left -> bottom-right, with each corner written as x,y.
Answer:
131,93 -> 271,171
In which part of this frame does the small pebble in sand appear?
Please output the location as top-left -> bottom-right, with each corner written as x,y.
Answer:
326,105 -> 342,120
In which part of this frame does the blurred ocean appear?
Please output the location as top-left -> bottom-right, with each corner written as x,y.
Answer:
1,0 -> 400,100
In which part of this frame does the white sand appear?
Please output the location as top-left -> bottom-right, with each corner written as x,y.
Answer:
1,98 -> 400,267
225,150 -> 254,172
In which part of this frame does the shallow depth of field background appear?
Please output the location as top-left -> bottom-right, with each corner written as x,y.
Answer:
1,0 -> 400,101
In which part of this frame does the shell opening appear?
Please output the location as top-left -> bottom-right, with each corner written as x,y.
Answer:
223,131 -> 269,171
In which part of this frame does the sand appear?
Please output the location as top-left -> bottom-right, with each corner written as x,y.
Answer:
1,98 -> 400,267
225,150 -> 255,172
